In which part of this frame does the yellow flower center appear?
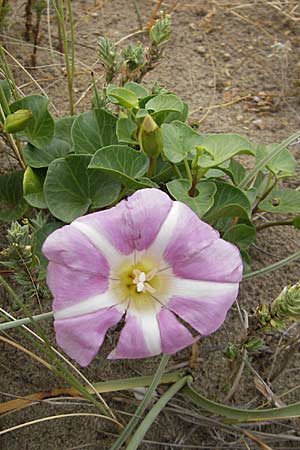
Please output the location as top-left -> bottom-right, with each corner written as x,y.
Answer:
115,257 -> 170,304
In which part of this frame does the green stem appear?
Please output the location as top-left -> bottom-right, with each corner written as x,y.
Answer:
0,275 -> 115,420
109,354 -> 170,450
0,45 -> 20,100
91,71 -> 101,108
126,376 -> 191,450
146,156 -> 156,177
172,163 -> 182,178
0,80 -> 11,116
0,311 -> 53,331
256,220 -> 294,232
242,251 -> 300,281
183,158 -> 192,182
53,0 -> 74,115
183,377 -> 300,422
132,0 -> 143,30
252,180 -> 277,214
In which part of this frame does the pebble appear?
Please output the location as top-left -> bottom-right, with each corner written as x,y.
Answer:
195,45 -> 206,56
252,118 -> 264,129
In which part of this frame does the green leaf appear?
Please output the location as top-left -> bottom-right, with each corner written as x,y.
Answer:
221,159 -> 246,185
124,81 -> 149,98
0,171 -> 27,221
199,133 -> 254,168
223,224 -> 256,249
204,182 -> 252,222
256,144 -> 296,178
32,222 -> 63,268
24,138 -> 70,168
239,131 -> 300,189
71,108 -> 118,154
161,121 -> 203,163
259,189 -> 300,214
44,154 -> 121,222
23,167 -> 47,209
184,378 -> 300,422
109,87 -> 139,109
88,170 -> 121,210
89,145 -> 150,189
10,95 -> 55,149
116,117 -> 138,144
55,116 -> 76,145
167,179 -> 216,218
152,158 -> 174,183
145,94 -> 183,125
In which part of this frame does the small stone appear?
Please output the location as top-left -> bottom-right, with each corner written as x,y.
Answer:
236,114 -> 244,122
195,45 -> 206,56
223,52 -> 231,61
252,119 -> 264,130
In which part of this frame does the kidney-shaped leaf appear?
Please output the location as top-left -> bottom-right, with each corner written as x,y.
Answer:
117,117 -> 138,144
256,144 -> 296,178
162,121 -> 203,163
71,108 -> 118,154
0,171 -> 28,221
199,133 -> 254,168
259,189 -> 300,214
10,95 -> 55,149
204,181 -> 252,222
89,145 -> 150,189
223,223 -> 256,250
24,138 -> 70,168
167,179 -> 216,218
109,87 -> 139,109
44,154 -> 121,222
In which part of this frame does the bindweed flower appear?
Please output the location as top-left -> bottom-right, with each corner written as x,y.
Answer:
42,189 -> 242,366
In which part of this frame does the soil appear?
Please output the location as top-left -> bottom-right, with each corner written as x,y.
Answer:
1,1 -> 300,449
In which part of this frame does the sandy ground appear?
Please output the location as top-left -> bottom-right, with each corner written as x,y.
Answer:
1,1 -> 300,449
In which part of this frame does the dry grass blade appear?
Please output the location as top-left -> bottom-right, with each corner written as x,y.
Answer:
0,412 -> 119,436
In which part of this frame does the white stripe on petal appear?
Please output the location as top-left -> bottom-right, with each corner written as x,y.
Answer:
168,277 -> 239,301
146,202 -> 181,260
129,301 -> 162,355
71,221 -> 124,268
54,287 -> 127,320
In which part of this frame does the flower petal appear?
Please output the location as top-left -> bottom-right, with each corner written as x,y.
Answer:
42,225 -> 109,275
165,236 -> 243,283
54,307 -> 123,367
109,300 -> 162,359
157,308 -> 197,354
167,278 -> 240,335
47,262 -> 109,311
73,188 -> 172,256
145,201 -> 219,265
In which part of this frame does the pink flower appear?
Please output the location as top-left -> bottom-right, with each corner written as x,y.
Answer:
43,189 -> 242,366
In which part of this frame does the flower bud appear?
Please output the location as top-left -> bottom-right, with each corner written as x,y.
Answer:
2,109 -> 32,133
139,114 -> 163,158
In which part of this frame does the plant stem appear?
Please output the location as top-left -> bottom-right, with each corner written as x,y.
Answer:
146,156 -> 156,177
183,158 -> 192,182
52,0 -> 75,115
0,311 -> 53,331
172,163 -> 182,178
0,275 -> 118,421
126,376 -> 191,450
242,251 -> 300,281
252,180 -> 277,214
256,220 -> 294,232
109,354 -> 170,450
132,0 -> 143,30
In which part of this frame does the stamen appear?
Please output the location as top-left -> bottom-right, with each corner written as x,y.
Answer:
132,269 -> 157,294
